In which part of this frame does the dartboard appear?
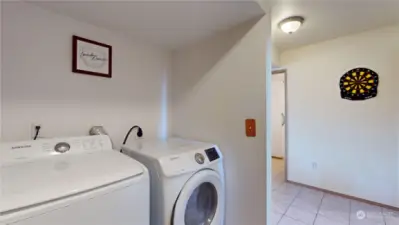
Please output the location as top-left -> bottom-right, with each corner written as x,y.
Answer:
339,68 -> 379,101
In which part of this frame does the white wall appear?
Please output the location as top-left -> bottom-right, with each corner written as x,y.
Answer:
2,2 -> 171,146
271,44 -> 280,67
0,1 -> 2,140
281,25 -> 399,206
171,16 -> 270,225
396,50 -> 399,206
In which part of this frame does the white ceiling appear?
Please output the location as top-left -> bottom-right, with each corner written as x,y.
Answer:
26,0 -> 265,50
272,0 -> 399,50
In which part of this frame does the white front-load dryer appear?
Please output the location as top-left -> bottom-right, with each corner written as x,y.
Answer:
122,138 -> 225,225
0,135 -> 150,225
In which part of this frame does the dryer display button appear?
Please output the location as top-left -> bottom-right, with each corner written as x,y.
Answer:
195,153 -> 205,164
205,148 -> 220,161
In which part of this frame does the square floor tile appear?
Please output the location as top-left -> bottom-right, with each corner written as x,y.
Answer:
318,194 -> 350,224
351,200 -> 382,214
278,216 -> 308,225
285,205 -> 317,225
317,211 -> 349,225
350,200 -> 384,224
350,220 -> 385,225
296,187 -> 324,202
272,197 -> 293,214
273,186 -> 298,199
270,161 -> 395,225
350,212 -> 384,225
383,208 -> 399,225
272,185 -> 299,214
385,216 -> 399,225
322,194 -> 351,209
290,187 -> 324,214
270,211 -> 283,225
290,197 -> 321,214
314,215 -> 349,225
276,183 -> 302,196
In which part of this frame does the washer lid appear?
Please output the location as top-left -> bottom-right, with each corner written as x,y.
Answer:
0,151 -> 144,215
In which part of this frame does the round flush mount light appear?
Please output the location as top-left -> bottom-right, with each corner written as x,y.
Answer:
279,16 -> 305,34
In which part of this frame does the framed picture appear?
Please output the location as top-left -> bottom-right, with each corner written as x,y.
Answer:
72,35 -> 112,78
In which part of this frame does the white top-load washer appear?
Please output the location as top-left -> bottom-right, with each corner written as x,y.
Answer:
0,135 -> 150,225
121,138 -> 225,225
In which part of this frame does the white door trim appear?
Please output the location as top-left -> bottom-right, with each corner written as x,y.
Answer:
272,68 -> 288,182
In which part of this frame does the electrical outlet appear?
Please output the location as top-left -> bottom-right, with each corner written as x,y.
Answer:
312,162 -> 318,170
31,123 -> 41,139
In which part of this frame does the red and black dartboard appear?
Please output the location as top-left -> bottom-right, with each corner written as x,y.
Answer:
339,68 -> 379,101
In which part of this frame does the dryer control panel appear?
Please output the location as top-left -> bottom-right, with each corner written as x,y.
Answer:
205,148 -> 220,162
159,145 -> 223,177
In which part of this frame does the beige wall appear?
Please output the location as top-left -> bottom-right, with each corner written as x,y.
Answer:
2,1 -> 273,222
281,25 -> 399,207
0,1 -> 2,140
271,44 -> 280,67
171,16 -> 271,225
2,2 -> 171,146
397,49 -> 399,206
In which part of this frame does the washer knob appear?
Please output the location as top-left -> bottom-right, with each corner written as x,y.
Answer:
54,142 -> 71,153
195,153 -> 205,164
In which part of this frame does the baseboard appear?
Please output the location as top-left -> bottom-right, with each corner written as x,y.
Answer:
287,180 -> 399,211
272,156 -> 284,160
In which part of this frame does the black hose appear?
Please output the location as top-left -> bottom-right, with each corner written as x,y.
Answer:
121,125 -> 143,152
33,126 -> 41,140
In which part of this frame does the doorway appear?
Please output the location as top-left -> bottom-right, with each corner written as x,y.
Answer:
271,69 -> 287,189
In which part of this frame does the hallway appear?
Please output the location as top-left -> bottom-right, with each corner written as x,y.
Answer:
271,159 -> 398,225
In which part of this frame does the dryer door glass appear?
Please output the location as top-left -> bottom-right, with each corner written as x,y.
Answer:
173,170 -> 224,225
184,182 -> 218,225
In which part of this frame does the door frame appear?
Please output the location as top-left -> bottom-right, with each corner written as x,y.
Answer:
272,68 -> 288,182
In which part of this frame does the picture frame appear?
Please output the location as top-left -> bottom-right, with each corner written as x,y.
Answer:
72,35 -> 112,78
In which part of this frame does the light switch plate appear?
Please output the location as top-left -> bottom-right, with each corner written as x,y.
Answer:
245,119 -> 256,137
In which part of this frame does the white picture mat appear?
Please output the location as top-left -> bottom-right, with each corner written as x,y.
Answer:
76,40 -> 109,74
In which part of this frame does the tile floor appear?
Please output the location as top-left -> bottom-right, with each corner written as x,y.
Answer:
271,158 -> 399,225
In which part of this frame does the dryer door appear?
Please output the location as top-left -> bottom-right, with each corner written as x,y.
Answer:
173,169 -> 224,225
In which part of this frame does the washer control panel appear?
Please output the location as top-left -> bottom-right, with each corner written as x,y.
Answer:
1,135 -> 113,165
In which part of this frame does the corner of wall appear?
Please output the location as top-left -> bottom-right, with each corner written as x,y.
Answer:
271,44 -> 280,67
255,0 -> 276,13
280,25 -> 399,207
170,14 -> 271,225
0,1 -> 3,141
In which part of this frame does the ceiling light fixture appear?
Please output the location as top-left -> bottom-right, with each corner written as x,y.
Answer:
279,16 -> 305,34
